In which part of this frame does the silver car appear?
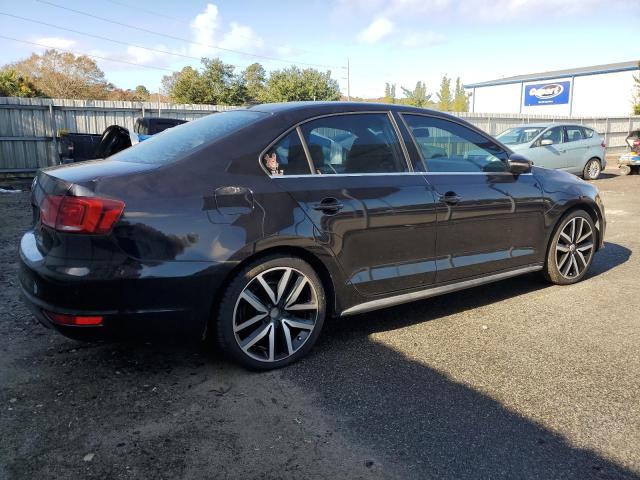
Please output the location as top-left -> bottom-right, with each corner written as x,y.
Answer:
496,123 -> 606,180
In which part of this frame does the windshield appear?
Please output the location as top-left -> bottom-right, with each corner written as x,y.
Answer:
110,110 -> 267,165
496,127 -> 545,145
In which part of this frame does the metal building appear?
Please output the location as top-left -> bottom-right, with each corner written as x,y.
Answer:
464,61 -> 639,117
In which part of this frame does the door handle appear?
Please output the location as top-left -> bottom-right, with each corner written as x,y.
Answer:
312,197 -> 344,213
438,192 -> 461,205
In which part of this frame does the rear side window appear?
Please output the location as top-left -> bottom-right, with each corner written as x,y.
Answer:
582,128 -> 595,139
403,114 -> 508,172
263,130 -> 312,176
111,110 -> 266,165
300,113 -> 408,174
565,127 -> 585,142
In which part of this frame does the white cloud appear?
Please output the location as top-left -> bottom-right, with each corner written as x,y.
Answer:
401,31 -> 446,48
35,37 -> 76,49
189,3 -> 221,57
357,17 -> 395,43
219,22 -> 264,52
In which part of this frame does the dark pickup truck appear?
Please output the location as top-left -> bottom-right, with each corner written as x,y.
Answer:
59,117 -> 188,164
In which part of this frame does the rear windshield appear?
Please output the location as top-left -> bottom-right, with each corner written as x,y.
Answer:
111,110 -> 266,165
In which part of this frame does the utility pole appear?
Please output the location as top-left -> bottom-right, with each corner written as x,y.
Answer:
347,58 -> 351,101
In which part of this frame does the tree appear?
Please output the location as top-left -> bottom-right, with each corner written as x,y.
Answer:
436,75 -> 453,111
242,63 -> 266,104
133,85 -> 150,101
401,81 -> 432,107
8,49 -> 110,99
452,77 -> 469,112
383,82 -> 396,103
163,66 -> 208,104
0,69 -> 43,97
633,65 -> 640,115
262,66 -> 341,102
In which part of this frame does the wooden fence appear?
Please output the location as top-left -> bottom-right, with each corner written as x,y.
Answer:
1,96 -> 638,172
0,97 -> 233,171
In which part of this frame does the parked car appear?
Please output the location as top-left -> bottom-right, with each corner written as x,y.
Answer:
618,129 -> 640,175
58,117 -> 188,163
19,103 -> 606,370
496,123 -> 606,180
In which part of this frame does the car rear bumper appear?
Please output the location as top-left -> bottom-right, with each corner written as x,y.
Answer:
18,231 -> 230,340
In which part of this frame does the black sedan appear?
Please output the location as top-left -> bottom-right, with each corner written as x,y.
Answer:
19,102 -> 606,369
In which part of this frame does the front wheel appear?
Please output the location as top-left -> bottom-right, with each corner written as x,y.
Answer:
582,158 -> 601,180
215,255 -> 326,370
543,210 -> 596,285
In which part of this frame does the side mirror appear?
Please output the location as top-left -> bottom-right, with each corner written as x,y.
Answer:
540,139 -> 554,146
507,153 -> 533,174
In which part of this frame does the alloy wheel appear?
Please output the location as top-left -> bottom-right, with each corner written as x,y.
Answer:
587,160 -> 601,179
555,216 -> 594,279
232,267 -> 319,363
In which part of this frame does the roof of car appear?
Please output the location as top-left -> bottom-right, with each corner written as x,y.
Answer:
507,122 -> 593,129
248,101 -> 449,116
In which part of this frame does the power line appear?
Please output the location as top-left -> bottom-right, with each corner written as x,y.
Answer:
0,12 -> 219,65
102,0 -> 330,58
35,0 -> 346,70
0,35 -> 175,72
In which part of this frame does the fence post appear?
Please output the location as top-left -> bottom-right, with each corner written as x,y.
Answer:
604,118 -> 610,147
48,103 -> 58,166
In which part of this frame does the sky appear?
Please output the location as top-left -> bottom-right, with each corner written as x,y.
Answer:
0,0 -> 638,99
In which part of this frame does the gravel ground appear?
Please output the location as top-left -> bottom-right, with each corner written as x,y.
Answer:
1,169 -> 639,479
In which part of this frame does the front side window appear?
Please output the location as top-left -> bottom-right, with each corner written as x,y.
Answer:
565,127 -> 584,142
496,127 -> 545,145
299,113 -> 408,174
403,114 -> 508,173
538,127 -> 564,145
263,130 -> 311,176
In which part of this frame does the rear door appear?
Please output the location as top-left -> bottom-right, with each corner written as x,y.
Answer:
526,126 -> 568,170
400,113 -> 545,283
267,112 -> 438,296
563,126 -> 588,172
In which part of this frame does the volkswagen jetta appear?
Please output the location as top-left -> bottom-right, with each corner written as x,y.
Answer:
19,102 -> 606,369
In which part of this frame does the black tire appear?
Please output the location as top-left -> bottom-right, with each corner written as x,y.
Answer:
631,165 -> 640,175
215,254 -> 326,370
582,158 -> 601,180
543,209 -> 596,285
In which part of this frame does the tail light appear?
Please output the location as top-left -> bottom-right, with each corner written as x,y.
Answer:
45,311 -> 103,326
40,195 -> 125,234
601,141 -> 606,148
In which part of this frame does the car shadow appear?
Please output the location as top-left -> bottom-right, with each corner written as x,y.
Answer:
588,241 -> 632,277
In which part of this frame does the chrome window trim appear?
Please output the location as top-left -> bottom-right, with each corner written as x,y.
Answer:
270,171 -> 533,179
398,112 -> 511,174
258,110 -> 413,177
340,264 -> 543,317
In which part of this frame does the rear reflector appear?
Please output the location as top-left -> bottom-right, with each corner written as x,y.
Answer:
40,195 -> 125,234
45,311 -> 103,326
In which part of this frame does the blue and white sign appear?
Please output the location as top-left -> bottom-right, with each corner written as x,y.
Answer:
524,81 -> 571,106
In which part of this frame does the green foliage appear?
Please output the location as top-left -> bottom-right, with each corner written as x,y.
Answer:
383,82 -> 396,103
133,85 -> 150,101
242,63 -> 267,104
436,75 -> 453,111
452,77 -> 469,112
0,69 -> 43,97
400,81 -> 432,107
164,66 -> 208,104
633,66 -> 640,115
262,66 -> 341,102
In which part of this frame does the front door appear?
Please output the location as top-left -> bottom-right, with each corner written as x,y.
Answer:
526,126 -> 568,170
401,113 -> 545,284
268,112 -> 438,296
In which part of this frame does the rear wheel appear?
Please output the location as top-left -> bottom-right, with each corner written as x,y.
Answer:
619,165 -> 632,176
582,158 -> 601,180
215,255 -> 325,370
543,210 -> 596,285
